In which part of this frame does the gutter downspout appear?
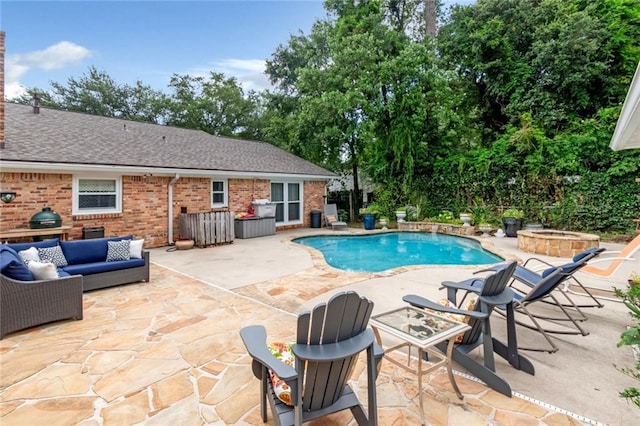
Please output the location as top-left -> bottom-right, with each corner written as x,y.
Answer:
168,174 -> 180,245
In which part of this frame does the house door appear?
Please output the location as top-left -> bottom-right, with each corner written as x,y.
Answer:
271,182 -> 302,225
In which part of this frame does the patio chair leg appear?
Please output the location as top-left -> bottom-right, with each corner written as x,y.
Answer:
562,276 -> 605,309
515,304 -> 560,353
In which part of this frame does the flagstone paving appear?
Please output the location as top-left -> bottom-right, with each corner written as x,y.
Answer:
0,260 -> 595,426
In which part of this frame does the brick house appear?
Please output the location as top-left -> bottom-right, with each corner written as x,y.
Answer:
0,35 -> 335,248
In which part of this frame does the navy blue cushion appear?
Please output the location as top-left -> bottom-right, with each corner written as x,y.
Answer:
62,257 -> 145,275
572,247 -> 604,263
541,267 -> 557,278
6,238 -> 60,253
560,261 -> 582,274
57,269 -> 71,278
60,236 -> 133,265
0,245 -> 34,281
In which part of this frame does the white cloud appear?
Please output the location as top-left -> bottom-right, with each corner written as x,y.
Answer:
5,41 -> 92,98
211,58 -> 272,92
5,81 -> 27,99
14,41 -> 92,71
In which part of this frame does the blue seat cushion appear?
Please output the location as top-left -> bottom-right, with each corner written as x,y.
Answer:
62,257 -> 145,275
60,236 -> 133,265
57,269 -> 71,278
0,245 -> 34,281
7,238 -> 60,253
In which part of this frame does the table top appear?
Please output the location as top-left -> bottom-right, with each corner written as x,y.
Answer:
0,225 -> 72,238
371,306 -> 470,349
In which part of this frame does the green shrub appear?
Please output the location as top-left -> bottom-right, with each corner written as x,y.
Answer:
502,208 -> 524,219
614,280 -> 640,409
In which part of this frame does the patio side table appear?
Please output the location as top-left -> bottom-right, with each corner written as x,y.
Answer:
370,306 -> 470,426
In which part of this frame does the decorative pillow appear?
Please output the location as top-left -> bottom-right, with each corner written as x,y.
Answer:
0,246 -> 34,281
428,297 -> 478,343
38,245 -> 68,267
129,239 -> 144,259
28,261 -> 59,280
267,342 -> 295,406
18,247 -> 41,264
106,240 -> 131,262
326,215 -> 337,223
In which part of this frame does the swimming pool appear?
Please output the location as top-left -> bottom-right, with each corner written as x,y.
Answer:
293,232 -> 503,273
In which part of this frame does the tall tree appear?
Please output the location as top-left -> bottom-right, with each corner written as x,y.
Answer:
438,0 -> 640,133
11,66 -> 168,123
266,0 -> 452,215
164,72 -> 260,137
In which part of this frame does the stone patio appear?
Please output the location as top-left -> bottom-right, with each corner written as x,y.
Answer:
1,229 -> 637,425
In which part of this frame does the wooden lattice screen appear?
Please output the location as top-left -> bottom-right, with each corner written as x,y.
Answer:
179,211 -> 235,247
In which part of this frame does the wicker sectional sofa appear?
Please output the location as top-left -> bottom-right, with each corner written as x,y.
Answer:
0,236 -> 150,338
0,273 -> 83,339
3,236 -> 150,292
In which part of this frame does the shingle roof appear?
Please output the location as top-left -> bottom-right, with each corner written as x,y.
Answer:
1,103 -> 335,177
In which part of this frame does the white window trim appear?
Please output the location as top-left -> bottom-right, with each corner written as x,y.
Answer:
271,180 -> 303,225
211,178 -> 228,208
72,176 -> 122,215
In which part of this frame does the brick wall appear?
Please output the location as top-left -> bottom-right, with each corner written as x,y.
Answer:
227,178 -> 271,212
303,180 -> 326,226
0,172 -> 329,246
0,173 -> 171,247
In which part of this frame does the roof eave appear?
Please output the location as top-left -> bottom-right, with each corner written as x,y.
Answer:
0,160 -> 336,180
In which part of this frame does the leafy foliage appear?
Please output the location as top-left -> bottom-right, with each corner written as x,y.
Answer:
164,72 -> 262,137
11,66 -> 168,123
614,282 -> 640,408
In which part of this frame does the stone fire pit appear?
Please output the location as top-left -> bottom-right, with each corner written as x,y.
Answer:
517,229 -> 600,257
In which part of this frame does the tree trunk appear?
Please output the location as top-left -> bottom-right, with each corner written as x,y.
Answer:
424,0 -> 437,37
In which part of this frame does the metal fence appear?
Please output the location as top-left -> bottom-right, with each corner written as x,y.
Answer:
179,211 -> 234,247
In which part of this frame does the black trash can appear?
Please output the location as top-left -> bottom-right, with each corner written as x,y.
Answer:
310,210 -> 322,228
83,226 -> 105,239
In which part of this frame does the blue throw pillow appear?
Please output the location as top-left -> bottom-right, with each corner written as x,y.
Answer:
0,246 -> 34,281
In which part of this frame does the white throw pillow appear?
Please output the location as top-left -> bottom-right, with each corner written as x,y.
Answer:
129,239 -> 144,259
18,247 -> 41,264
28,261 -> 59,280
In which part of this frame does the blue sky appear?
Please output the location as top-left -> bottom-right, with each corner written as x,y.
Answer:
1,0 -> 473,98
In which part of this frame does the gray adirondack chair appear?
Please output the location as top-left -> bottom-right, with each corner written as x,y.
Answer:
240,291 -> 383,426
403,261 -> 534,397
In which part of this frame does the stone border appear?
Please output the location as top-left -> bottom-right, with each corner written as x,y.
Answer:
517,229 -> 600,257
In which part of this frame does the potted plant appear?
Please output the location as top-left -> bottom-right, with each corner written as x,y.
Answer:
395,206 -> 407,223
362,204 -> 379,230
459,212 -> 472,227
478,223 -> 492,237
502,208 -> 524,237
379,217 -> 389,230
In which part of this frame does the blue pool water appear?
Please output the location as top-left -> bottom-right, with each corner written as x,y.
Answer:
293,232 -> 503,273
